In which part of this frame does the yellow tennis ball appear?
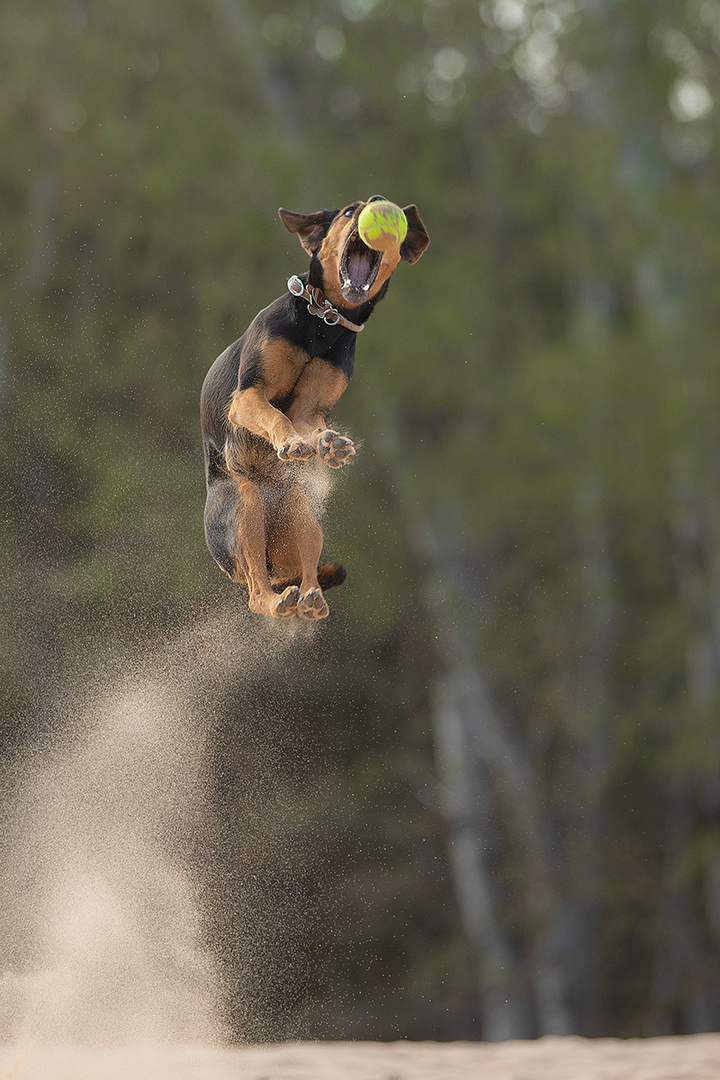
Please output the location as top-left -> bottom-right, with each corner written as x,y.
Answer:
358,200 -> 408,252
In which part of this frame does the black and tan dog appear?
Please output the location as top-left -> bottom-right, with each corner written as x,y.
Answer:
200,196 -> 429,619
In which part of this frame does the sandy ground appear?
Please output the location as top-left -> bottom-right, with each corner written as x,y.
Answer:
1,1035 -> 720,1080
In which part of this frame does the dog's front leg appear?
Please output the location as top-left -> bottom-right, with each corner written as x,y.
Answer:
312,428 -> 356,469
288,361 -> 356,469
228,388 -> 315,461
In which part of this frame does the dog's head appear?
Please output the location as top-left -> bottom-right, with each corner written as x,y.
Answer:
279,196 -> 430,309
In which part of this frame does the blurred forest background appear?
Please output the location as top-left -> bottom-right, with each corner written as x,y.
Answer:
2,0 -> 720,1046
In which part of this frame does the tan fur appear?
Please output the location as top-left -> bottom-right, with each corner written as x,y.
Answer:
287,361 -> 350,437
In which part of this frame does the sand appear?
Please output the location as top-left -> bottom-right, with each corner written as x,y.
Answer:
1,1035 -> 720,1080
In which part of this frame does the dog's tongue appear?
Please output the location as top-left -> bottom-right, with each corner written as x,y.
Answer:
346,249 -> 373,288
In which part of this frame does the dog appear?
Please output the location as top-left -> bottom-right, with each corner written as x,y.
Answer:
200,196 -> 429,619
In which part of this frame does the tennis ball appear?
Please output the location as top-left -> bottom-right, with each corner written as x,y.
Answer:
358,200 -> 408,252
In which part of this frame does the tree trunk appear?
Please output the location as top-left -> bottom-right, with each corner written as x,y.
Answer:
425,549 -> 531,1038
419,508 -> 574,1037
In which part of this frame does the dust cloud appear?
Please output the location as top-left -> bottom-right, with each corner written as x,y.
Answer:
0,610 -> 308,1055
0,630 -> 220,1049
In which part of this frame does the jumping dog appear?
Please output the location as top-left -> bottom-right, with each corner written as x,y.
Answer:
200,196 -> 430,619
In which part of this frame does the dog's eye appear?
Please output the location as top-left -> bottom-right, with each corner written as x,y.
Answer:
343,208 -> 355,217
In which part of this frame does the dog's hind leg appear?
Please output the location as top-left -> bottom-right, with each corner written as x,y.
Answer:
204,476 -> 243,581
269,485 -> 330,621
204,476 -> 299,618
236,478 -> 303,617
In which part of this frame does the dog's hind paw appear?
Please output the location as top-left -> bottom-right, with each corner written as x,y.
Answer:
278,438 -> 316,462
317,430 -> 355,469
275,585 -> 301,617
297,588 -> 329,620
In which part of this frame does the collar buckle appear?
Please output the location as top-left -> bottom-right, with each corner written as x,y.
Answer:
287,276 -> 363,333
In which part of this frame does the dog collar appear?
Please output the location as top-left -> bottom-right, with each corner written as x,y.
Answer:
287,276 -> 364,333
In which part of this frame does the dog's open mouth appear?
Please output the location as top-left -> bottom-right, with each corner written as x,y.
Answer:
340,230 -> 382,304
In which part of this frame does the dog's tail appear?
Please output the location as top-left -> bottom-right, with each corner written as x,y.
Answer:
317,562 -> 347,590
272,563 -> 347,593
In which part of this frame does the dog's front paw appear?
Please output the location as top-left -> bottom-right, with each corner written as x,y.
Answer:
278,437 -> 316,462
316,430 -> 355,469
297,588 -> 329,620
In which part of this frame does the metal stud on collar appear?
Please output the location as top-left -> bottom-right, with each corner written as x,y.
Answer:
287,275 -> 363,332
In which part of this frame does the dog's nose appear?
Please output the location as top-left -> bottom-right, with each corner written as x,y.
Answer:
368,194 -> 387,203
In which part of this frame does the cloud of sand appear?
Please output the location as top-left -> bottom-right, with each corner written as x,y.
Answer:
0,631 -> 228,1047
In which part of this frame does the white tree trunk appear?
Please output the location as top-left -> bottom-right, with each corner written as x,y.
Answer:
421,511 -> 573,1037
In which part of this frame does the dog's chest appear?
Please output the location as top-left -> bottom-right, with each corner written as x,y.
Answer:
263,340 -> 313,403
266,333 -> 354,412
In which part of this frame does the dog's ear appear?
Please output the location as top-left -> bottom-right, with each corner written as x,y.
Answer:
279,208 -> 339,255
399,205 -> 430,264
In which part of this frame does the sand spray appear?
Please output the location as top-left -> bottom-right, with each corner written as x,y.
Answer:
0,608 -> 315,1053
